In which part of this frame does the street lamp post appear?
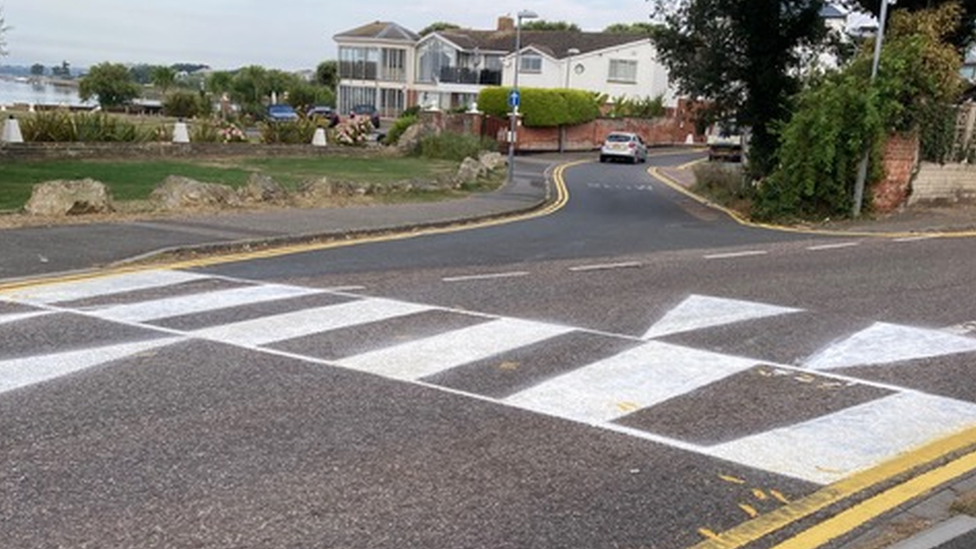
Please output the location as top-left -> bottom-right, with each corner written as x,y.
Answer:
507,9 -> 538,185
852,0 -> 896,217
565,47 -> 580,89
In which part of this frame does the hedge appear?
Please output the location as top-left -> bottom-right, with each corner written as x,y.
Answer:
477,87 -> 601,128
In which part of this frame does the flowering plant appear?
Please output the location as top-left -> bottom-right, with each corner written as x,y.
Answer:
333,114 -> 375,146
216,120 -> 247,143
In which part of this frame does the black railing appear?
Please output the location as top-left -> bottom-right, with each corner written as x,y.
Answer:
437,67 -> 502,85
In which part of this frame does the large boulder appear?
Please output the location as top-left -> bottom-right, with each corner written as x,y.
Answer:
479,151 -> 506,172
456,157 -> 486,184
24,178 -> 114,216
395,122 -> 438,154
150,176 -> 241,210
238,173 -> 287,203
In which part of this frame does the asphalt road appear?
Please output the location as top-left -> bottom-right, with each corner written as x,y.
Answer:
3,153 -> 976,548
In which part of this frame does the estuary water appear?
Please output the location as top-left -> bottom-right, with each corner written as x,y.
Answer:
0,77 -> 94,108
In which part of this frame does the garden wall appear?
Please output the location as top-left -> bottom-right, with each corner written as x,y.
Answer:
910,162 -> 976,205
874,133 -> 919,213
0,142 -> 379,161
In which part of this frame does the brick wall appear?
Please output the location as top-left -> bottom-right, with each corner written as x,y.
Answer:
873,133 -> 919,213
909,162 -> 976,205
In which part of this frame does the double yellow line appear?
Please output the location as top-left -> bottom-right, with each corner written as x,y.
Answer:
0,162 -> 575,295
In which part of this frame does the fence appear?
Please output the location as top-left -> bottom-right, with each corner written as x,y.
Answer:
951,102 -> 976,163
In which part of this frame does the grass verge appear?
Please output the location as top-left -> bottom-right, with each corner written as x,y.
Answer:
0,155 -> 463,211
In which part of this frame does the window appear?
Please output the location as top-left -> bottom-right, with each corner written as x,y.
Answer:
520,54 -> 542,74
417,39 -> 453,83
380,48 -> 406,82
339,46 -> 378,80
608,59 -> 638,83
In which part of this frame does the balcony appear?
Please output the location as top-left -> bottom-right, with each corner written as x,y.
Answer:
437,67 -> 502,86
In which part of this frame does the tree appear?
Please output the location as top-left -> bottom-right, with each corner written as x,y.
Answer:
51,60 -> 71,78
315,60 -> 338,89
78,62 -> 140,107
150,65 -> 177,95
0,8 -> 9,57
604,22 -> 665,36
845,0 -> 975,51
419,22 -> 461,36
206,70 -> 234,96
521,20 -> 581,31
653,0 -> 827,177
30,63 -> 46,76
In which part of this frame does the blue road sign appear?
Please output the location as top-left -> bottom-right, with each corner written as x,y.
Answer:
508,89 -> 520,108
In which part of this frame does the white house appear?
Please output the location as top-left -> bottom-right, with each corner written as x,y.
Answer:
334,17 -> 675,118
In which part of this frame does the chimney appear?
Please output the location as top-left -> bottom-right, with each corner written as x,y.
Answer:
497,16 -> 515,31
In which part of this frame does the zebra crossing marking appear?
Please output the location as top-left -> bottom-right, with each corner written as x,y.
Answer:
190,298 -> 433,347
505,341 -> 759,424
0,337 -> 185,395
7,270 -> 210,304
3,268 -> 976,484
708,391 -> 976,484
337,318 -> 573,380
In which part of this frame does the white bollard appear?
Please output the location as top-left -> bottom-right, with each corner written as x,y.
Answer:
685,133 -> 695,145
172,120 -> 190,143
2,115 -> 24,143
311,127 -> 327,147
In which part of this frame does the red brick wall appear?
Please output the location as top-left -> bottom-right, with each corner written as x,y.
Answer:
873,133 -> 919,213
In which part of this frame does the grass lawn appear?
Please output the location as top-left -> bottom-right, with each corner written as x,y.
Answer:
0,155 -> 462,211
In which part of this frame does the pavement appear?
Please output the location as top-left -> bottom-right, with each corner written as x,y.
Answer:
2,152 -> 976,548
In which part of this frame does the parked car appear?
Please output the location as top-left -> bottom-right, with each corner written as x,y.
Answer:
307,105 -> 340,127
266,104 -> 299,122
350,104 -> 381,128
599,132 -> 648,164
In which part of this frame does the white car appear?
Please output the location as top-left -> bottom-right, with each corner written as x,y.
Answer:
599,132 -> 648,164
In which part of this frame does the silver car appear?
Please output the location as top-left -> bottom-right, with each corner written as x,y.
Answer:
599,132 -> 648,164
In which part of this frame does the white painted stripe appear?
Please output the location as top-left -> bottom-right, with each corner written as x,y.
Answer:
504,341 -> 759,424
806,242 -> 860,251
704,250 -> 768,259
90,284 -> 325,322
442,272 -> 531,282
0,337 -> 184,394
191,298 -> 431,347
0,310 -> 52,326
708,392 -> 976,484
569,262 -> 643,272
337,318 -> 573,380
643,294 -> 802,339
804,322 -> 976,370
10,270 -> 209,304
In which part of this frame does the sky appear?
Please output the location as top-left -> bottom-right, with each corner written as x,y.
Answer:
0,0 -> 653,71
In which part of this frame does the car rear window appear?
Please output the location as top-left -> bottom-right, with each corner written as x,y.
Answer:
606,134 -> 631,142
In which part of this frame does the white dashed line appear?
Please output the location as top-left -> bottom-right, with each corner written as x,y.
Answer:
569,262 -> 643,272
703,250 -> 769,260
442,272 -> 531,283
807,242 -> 860,251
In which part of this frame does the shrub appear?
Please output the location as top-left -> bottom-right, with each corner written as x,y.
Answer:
163,91 -> 203,119
477,87 -> 601,127
260,118 -> 317,144
412,131 -> 495,161
693,162 -> 752,206
20,111 -> 147,142
606,95 -> 667,119
191,118 -> 248,143
382,114 -> 417,146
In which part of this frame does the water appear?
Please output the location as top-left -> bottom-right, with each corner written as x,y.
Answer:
0,78 -> 94,108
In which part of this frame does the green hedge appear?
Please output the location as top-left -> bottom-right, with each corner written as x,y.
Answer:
477,87 -> 600,128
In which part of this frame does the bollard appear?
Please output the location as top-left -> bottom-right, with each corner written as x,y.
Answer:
311,127 -> 327,147
172,119 -> 190,143
2,115 -> 24,144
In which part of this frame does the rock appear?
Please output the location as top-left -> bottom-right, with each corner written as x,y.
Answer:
239,173 -> 287,203
296,177 -> 334,200
456,157 -> 486,184
396,122 -> 438,154
479,151 -> 506,172
150,175 -> 240,210
24,179 -> 114,216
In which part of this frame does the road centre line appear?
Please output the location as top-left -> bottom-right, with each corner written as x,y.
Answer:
806,242 -> 860,251
442,271 -> 531,283
703,250 -> 769,260
569,261 -> 643,272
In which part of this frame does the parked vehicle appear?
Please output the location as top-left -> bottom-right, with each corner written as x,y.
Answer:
599,132 -> 648,164
307,106 -> 340,127
350,104 -> 381,128
706,123 -> 743,162
266,104 -> 299,122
